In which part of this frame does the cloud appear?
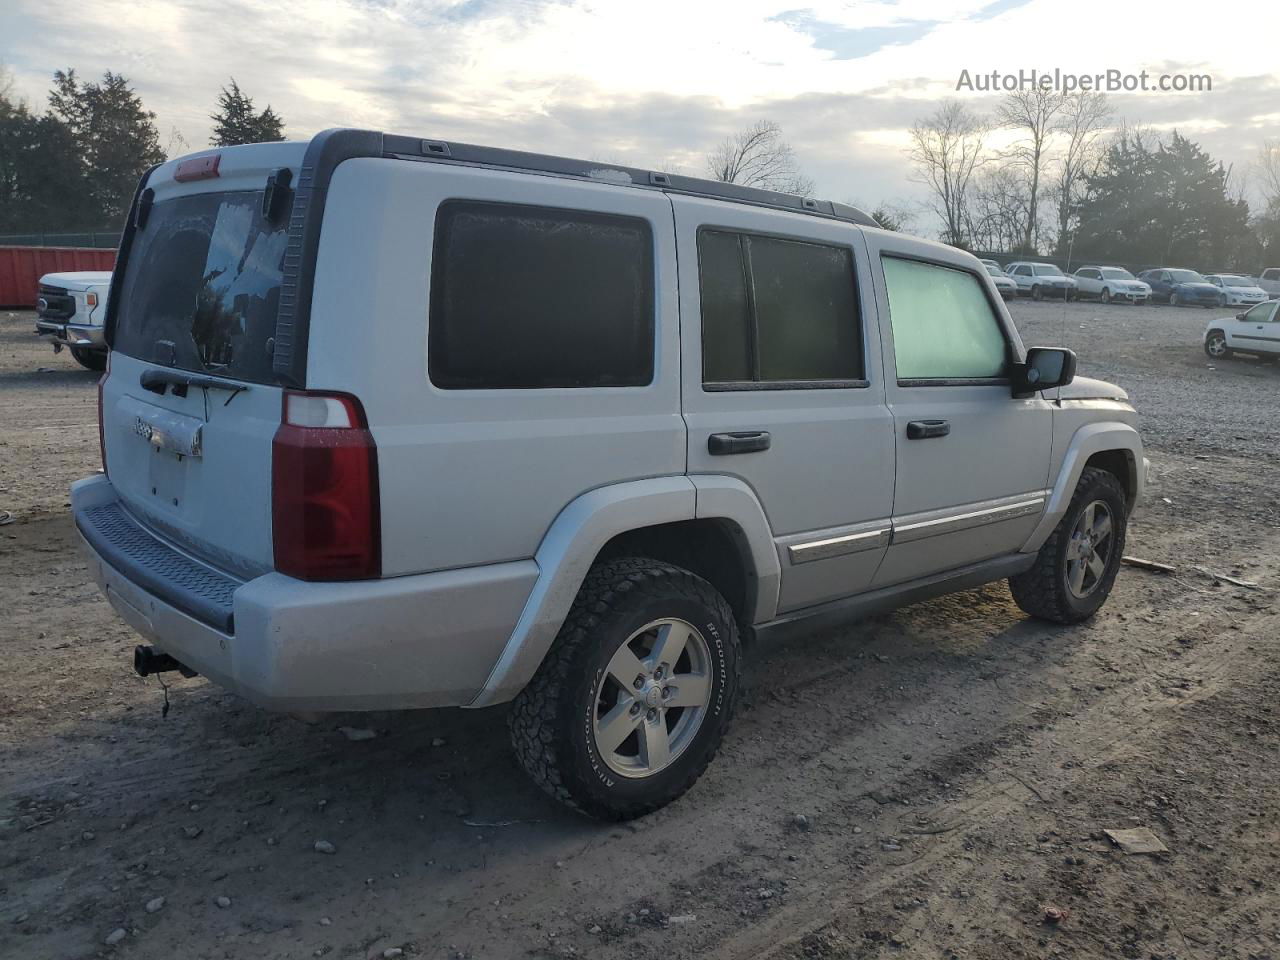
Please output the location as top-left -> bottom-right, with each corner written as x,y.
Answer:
2,0 -> 1279,232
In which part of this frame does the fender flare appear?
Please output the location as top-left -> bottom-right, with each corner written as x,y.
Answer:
1021,421 -> 1145,554
466,475 -> 780,708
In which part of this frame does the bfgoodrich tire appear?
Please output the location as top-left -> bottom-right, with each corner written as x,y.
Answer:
508,558 -> 741,820
1009,467 -> 1127,624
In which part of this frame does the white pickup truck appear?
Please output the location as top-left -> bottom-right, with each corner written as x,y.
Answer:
35,271 -> 112,370
1258,268 -> 1280,299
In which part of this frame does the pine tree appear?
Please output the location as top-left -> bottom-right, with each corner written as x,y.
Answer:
210,79 -> 285,146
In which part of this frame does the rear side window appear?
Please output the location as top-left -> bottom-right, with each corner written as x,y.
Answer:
698,229 -> 862,387
113,190 -> 287,383
429,201 -> 654,389
882,257 -> 1009,381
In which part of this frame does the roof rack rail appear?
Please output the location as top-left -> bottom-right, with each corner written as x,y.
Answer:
377,131 -> 878,229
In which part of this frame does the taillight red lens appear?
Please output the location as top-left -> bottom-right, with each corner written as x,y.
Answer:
97,352 -> 110,474
272,391 -> 381,581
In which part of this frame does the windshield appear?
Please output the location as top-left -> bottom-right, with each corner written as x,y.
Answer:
1101,268 -> 1135,280
113,190 -> 287,383
985,264 -> 1006,278
1168,269 -> 1206,283
1033,264 -> 1064,277
1220,276 -> 1251,287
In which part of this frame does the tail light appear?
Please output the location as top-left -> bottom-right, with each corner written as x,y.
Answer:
272,391 -> 381,581
97,352 -> 110,474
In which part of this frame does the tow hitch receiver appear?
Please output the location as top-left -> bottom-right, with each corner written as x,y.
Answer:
133,645 -> 198,678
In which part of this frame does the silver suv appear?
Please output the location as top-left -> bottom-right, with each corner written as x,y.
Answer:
74,129 -> 1146,819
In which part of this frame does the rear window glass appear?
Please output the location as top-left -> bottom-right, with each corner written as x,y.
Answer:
428,200 -> 655,389
113,190 -> 286,383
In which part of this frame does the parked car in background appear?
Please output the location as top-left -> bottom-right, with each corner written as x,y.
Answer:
1072,266 -> 1151,304
1137,268 -> 1220,307
1256,268 -> 1280,298
983,262 -> 1018,300
1204,274 -> 1269,308
72,130 -> 1146,820
1005,262 -> 1077,300
1204,301 -> 1280,360
34,271 -> 113,370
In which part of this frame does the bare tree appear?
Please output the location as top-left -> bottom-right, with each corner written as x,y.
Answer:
706,120 -> 815,196
997,88 -> 1069,253
967,165 -> 1031,253
907,101 -> 989,248
1259,140 -> 1280,215
1050,92 -> 1113,253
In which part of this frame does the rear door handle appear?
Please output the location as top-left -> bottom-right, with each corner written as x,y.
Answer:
906,419 -> 951,440
708,431 -> 772,455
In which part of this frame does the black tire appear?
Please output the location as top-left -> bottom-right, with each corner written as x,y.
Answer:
1009,467 -> 1127,625
1204,329 -> 1231,359
1170,291 -> 1182,307
70,346 -> 106,371
508,558 -> 741,820
1101,287 -> 1112,304
1031,285 -> 1043,302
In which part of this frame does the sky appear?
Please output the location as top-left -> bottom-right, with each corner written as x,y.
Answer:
4,0 -> 1280,232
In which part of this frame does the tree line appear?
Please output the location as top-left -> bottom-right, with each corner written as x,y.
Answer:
0,68 -> 285,234
907,92 -> 1279,270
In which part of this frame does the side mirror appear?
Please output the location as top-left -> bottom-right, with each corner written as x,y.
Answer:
1012,347 -> 1076,397
1237,313 -> 1246,321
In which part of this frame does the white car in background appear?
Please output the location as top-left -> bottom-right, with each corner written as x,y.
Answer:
1258,268 -> 1280,298
35,270 -> 113,370
982,261 -> 1018,300
1204,301 -> 1280,359
1204,274 -> 1269,308
1005,261 -> 1077,300
1072,266 -> 1151,305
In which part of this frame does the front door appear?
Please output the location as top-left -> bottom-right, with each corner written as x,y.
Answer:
673,196 -> 895,614
1226,301 -> 1280,355
864,237 -> 1054,586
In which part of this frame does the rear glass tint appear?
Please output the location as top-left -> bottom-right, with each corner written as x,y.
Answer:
429,200 -> 655,389
113,190 -> 287,383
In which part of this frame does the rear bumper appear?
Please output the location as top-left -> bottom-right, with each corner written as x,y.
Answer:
72,475 -> 538,711
36,321 -> 106,349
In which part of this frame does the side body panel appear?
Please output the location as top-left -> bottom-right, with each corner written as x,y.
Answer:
309,159 -> 685,577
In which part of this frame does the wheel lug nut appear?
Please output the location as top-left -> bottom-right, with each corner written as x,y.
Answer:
630,702 -> 642,716
634,676 -> 645,689
662,686 -> 671,699
646,708 -> 657,722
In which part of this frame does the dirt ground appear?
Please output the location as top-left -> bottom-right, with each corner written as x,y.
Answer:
2,300 -> 1278,960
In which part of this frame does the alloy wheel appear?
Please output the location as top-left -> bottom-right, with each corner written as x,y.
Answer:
592,618 -> 713,779
1206,334 -> 1228,357
1066,500 -> 1115,599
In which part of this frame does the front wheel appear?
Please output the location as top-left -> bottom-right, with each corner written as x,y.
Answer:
1171,291 -> 1182,307
70,346 -> 106,371
1204,330 -> 1231,359
1009,467 -> 1127,624
509,558 -> 741,820
1031,285 -> 1043,302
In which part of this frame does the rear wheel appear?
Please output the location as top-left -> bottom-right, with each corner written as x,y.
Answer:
1009,467 -> 1127,624
70,346 -> 106,371
1171,291 -> 1182,307
1204,330 -> 1231,359
509,558 -> 741,820
1031,285 -> 1043,302
1101,287 -> 1112,304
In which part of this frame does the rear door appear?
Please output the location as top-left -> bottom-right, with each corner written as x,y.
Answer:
865,236 -> 1053,586
673,196 -> 895,613
102,146 -> 303,577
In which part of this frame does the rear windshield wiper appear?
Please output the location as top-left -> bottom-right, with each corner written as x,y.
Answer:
139,368 -> 250,401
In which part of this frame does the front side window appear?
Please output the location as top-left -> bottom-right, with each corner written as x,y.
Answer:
1013,265 -> 1031,276
1245,302 -> 1278,323
429,201 -> 654,389
698,229 -> 862,386
882,257 -> 1009,381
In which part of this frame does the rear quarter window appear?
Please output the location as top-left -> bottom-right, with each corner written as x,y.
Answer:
428,201 -> 655,389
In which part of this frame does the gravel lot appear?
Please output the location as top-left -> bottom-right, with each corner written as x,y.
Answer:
1,300 -> 1278,960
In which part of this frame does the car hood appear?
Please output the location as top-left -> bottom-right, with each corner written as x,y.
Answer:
1057,376 -> 1129,402
39,271 -> 113,291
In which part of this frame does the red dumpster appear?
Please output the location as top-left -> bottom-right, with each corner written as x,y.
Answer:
0,247 -> 117,308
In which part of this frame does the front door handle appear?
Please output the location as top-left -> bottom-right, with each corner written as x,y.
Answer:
906,419 -> 951,440
708,431 -> 772,455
